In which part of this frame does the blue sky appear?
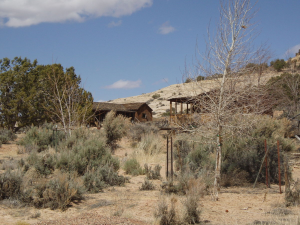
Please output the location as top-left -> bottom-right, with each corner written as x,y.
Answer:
0,0 -> 299,102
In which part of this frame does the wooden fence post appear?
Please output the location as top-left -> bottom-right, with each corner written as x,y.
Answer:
166,136 -> 169,179
277,140 -> 282,194
171,136 -> 173,181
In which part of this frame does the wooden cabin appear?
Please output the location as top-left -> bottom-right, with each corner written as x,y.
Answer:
93,102 -> 153,123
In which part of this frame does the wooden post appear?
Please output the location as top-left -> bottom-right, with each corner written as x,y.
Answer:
181,103 -> 183,114
171,136 -> 173,180
264,139 -> 268,188
277,140 -> 282,194
166,136 -> 169,179
169,101 -> 172,123
187,103 -> 189,114
175,102 -> 177,123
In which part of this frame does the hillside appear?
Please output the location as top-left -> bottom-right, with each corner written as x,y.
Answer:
110,71 -> 281,117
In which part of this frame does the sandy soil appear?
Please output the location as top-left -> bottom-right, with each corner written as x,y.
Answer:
1,134 -> 300,225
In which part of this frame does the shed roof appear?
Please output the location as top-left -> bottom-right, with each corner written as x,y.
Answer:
93,102 -> 152,112
93,102 -> 127,111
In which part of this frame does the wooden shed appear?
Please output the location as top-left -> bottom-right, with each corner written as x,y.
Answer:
93,102 -> 153,123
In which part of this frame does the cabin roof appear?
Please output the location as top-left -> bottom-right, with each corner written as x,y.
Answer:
93,102 -> 152,112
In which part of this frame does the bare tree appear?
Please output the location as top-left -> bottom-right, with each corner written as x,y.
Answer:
183,0 -> 272,200
45,65 -> 93,136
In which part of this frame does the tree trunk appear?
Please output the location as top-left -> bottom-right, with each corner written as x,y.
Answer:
214,125 -> 222,200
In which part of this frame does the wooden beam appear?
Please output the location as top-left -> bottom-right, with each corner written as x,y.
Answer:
181,103 -> 183,114
170,101 -> 172,122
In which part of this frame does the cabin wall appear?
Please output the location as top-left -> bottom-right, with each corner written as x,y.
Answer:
135,105 -> 152,122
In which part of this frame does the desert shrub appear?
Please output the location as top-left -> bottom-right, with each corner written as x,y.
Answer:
128,122 -> 159,141
144,164 -> 161,180
220,116 -> 295,185
222,138 -> 292,185
175,116 -> 295,187
140,179 -> 155,190
1,127 -> 125,210
196,75 -> 205,81
183,194 -> 200,224
18,126 -> 64,152
0,129 -> 17,144
185,78 -> 193,83
154,197 -> 177,225
56,138 -> 120,176
270,59 -> 286,72
25,152 -> 56,176
96,164 -> 125,186
1,158 -> 19,170
103,111 -> 130,150
152,93 -> 160,99
33,172 -> 85,210
162,172 -> 196,195
0,170 -> 23,200
174,135 -> 214,174
285,179 -> 300,207
187,145 -> 214,173
124,158 -> 144,176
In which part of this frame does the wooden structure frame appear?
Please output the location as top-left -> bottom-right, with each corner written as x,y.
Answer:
168,88 -> 274,125
168,96 -> 195,124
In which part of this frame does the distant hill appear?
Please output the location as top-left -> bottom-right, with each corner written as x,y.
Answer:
109,71 -> 282,118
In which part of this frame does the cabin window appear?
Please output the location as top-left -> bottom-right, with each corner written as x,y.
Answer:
142,113 -> 147,119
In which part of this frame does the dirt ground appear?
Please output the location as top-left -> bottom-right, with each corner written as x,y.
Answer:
1,136 -> 300,225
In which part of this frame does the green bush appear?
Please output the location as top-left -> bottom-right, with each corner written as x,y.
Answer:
196,76 -> 205,81
185,78 -> 193,83
144,164 -> 161,180
18,125 -> 64,152
124,158 -> 144,176
1,126 -> 126,211
0,129 -> 17,144
26,152 -> 56,176
56,138 -> 120,175
152,93 -> 161,99
140,179 -> 155,190
103,111 -> 129,150
83,168 -> 106,193
270,59 -> 287,72
0,170 -> 23,200
176,116 -> 294,187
